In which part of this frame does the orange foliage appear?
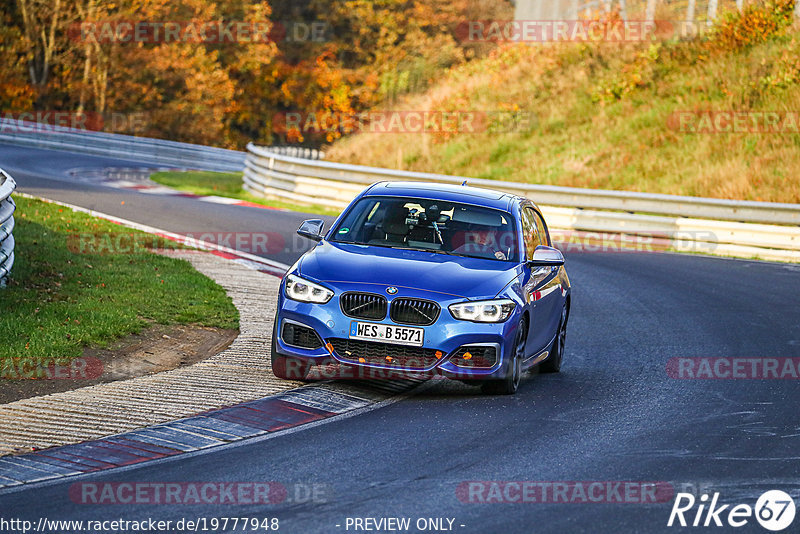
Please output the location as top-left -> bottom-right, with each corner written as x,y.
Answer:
707,0 -> 795,51
0,0 -> 512,147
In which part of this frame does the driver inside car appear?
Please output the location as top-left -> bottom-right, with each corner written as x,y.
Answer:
453,228 -> 507,261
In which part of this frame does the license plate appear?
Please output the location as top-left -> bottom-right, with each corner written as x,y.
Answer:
349,322 -> 424,347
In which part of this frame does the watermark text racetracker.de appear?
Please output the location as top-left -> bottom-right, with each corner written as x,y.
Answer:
69,20 -> 330,44
456,20 -> 697,43
667,357 -> 800,379
668,111 -> 800,134
0,111 -> 149,134
67,231 -> 287,256
0,356 -> 102,380
550,230 -> 718,254
456,481 -> 674,504
69,481 -> 329,505
275,110 -> 536,136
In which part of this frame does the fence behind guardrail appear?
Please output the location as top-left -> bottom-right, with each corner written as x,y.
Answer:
0,169 -> 17,287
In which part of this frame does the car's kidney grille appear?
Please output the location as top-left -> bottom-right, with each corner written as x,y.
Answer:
340,293 -> 387,320
329,338 -> 441,370
390,298 -> 440,326
281,322 -> 323,350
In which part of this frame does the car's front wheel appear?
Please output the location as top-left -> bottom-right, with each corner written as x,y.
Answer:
481,318 -> 526,395
271,353 -> 312,381
540,304 -> 568,374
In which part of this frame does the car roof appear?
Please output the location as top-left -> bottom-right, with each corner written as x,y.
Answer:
363,181 -> 520,212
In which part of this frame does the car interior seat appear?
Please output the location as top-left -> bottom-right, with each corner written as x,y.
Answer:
372,205 -> 411,244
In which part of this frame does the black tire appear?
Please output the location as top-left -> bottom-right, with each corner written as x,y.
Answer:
271,314 -> 312,381
540,304 -> 568,374
271,353 -> 312,381
481,318 -> 526,395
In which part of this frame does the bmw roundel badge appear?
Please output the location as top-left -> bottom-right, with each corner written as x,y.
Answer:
386,287 -> 398,295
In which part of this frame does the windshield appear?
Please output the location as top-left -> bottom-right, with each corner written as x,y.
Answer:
331,196 -> 519,262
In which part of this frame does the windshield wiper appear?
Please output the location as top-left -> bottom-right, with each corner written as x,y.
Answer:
387,245 -> 457,256
388,246 -> 439,253
388,246 -> 472,258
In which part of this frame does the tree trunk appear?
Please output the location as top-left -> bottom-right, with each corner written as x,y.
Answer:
707,0 -> 719,26
77,43 -> 92,114
646,0 -> 657,22
17,0 -> 64,87
618,0 -> 628,21
684,0 -> 697,38
40,0 -> 62,87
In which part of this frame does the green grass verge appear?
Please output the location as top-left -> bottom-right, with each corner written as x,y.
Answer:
150,170 -> 341,217
0,196 -> 239,362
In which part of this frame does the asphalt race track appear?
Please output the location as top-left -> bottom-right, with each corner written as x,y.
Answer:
1,144 -> 799,533
0,144 -> 326,267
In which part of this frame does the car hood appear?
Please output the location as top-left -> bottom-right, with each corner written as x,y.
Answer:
298,242 -> 519,299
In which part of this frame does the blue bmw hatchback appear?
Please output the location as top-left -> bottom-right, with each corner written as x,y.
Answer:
272,182 -> 570,394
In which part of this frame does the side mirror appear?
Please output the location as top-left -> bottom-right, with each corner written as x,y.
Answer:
297,219 -> 325,242
528,245 -> 564,267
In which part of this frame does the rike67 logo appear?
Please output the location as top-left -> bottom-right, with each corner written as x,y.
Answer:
668,490 -> 796,531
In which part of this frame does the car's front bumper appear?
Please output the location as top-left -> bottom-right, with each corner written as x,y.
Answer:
274,281 -> 522,380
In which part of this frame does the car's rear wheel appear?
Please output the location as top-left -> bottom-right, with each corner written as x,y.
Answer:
540,304 -> 568,374
271,314 -> 312,381
481,318 -> 526,395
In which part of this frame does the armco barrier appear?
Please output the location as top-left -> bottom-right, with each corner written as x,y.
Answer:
244,143 -> 800,263
0,169 -> 16,286
0,118 -> 323,172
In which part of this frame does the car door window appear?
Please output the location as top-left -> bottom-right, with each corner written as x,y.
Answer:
521,207 -> 542,259
531,209 -> 550,247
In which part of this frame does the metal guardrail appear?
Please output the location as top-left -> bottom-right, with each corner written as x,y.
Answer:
0,169 -> 16,286
267,146 -> 325,160
244,143 -> 800,263
0,118 -> 245,172
0,119 -> 324,173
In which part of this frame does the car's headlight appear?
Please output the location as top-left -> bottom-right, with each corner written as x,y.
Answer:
284,274 -> 333,303
449,299 -> 516,323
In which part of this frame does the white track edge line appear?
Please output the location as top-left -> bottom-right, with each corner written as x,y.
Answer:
15,192 -> 290,273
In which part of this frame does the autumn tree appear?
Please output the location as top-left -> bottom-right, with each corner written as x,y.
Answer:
0,0 -> 511,147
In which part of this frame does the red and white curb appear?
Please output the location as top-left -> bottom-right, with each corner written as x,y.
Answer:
66,166 -> 287,212
0,380 -> 426,489
116,182 -> 285,211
